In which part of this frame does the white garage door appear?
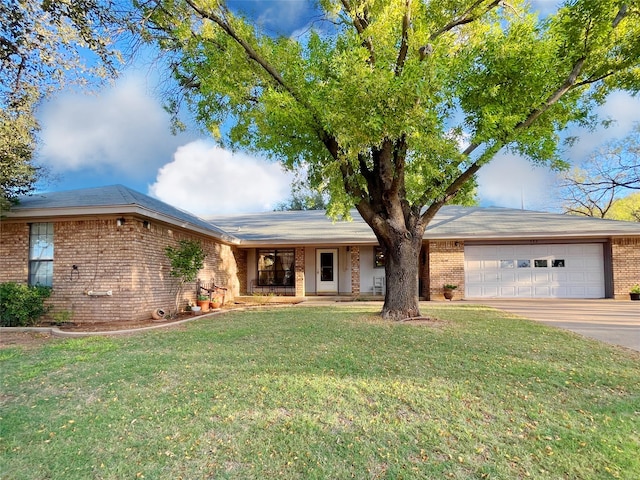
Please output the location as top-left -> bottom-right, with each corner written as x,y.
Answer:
465,244 -> 605,299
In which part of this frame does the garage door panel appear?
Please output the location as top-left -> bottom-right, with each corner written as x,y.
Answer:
500,271 -> 516,282
533,285 -> 551,296
533,271 -> 551,282
465,244 -> 605,299
567,271 -> 587,282
551,271 -> 568,282
531,245 -> 551,256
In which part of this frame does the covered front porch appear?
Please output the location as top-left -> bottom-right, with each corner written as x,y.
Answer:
237,244 -> 434,299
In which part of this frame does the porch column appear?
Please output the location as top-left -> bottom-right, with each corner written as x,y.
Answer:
350,246 -> 360,295
295,247 -> 305,296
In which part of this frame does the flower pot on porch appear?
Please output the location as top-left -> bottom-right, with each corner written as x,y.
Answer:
197,299 -> 210,312
630,293 -> 640,301
443,284 -> 457,301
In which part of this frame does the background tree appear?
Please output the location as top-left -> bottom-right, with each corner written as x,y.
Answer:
557,165 -> 618,218
0,0 -> 128,208
557,123 -> 640,217
139,0 -> 640,319
275,169 -> 328,211
606,192 -> 640,222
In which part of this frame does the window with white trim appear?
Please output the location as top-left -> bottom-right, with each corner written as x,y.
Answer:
29,223 -> 54,287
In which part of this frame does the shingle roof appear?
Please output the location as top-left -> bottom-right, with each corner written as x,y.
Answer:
207,206 -> 640,245
7,185 -> 640,245
7,185 -> 236,242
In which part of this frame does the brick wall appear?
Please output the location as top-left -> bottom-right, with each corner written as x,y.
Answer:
0,222 -> 29,283
233,247 -> 248,295
295,247 -> 305,297
0,216 -> 238,323
426,240 -> 465,301
612,237 -> 640,299
350,246 -> 360,295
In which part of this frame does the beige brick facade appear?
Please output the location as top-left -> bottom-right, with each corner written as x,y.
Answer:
3,210 -> 640,324
0,216 -> 238,323
295,247 -> 305,297
612,237 -> 640,299
425,240 -> 465,301
350,246 -> 360,295
0,222 -> 29,283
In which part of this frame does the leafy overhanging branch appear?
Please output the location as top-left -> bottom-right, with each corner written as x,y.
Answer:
420,3 -> 635,225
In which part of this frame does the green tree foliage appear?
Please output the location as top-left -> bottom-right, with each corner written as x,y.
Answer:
607,192 -> 640,221
139,0 -> 640,319
165,239 -> 206,313
0,0 -> 127,208
0,282 -> 51,327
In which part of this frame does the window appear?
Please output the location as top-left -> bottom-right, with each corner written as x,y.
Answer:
500,260 -> 515,268
517,259 -> 531,268
534,259 -> 548,268
29,223 -> 54,287
374,246 -> 385,268
552,259 -> 565,268
257,249 -> 294,286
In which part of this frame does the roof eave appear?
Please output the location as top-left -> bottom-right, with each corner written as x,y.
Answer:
3,205 -> 241,245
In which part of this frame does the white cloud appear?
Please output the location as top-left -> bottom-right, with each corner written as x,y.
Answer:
477,153 -> 558,211
565,92 -> 640,164
149,141 -> 294,215
37,75 -> 190,178
477,92 -> 640,211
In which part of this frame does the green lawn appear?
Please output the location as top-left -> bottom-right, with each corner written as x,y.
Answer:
1,304 -> 639,479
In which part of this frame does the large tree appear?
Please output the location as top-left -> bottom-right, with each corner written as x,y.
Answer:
0,0 -> 127,208
139,0 -> 640,319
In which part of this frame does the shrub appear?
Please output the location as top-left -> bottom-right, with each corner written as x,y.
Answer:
165,240 -> 206,314
0,282 -> 52,327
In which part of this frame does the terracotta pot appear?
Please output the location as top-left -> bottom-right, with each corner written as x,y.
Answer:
443,288 -> 455,300
197,300 -> 210,312
211,301 -> 222,309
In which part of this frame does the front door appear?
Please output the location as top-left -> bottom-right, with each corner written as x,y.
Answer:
316,248 -> 338,293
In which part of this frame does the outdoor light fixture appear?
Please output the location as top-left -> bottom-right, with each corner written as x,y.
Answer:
143,220 -> 150,230
116,217 -> 126,227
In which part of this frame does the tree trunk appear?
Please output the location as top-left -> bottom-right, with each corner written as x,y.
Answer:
380,229 -> 423,321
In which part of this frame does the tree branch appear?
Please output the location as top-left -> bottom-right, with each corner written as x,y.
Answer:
517,57 -> 585,130
340,0 -> 375,64
182,0 -> 342,160
394,0 -> 411,76
429,0 -> 502,41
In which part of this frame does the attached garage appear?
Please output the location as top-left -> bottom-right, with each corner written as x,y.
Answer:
464,243 -> 606,299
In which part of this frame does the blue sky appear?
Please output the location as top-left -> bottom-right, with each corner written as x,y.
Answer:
33,0 -> 640,216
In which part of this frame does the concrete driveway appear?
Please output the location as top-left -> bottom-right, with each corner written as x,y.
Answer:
476,299 -> 640,352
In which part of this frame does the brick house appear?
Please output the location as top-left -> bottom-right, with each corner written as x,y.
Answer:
0,186 -> 241,323
2,185 -> 640,324
208,207 -> 640,301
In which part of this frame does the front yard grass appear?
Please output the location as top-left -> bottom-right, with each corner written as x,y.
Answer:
1,304 -> 639,479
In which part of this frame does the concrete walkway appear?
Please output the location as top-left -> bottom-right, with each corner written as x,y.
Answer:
475,299 -> 640,352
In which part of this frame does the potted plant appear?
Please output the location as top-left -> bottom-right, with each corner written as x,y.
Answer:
443,284 -> 457,300
197,294 -> 211,312
211,294 -> 222,309
630,284 -> 640,301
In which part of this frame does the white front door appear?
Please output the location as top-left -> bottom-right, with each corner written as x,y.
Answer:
316,248 -> 338,293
